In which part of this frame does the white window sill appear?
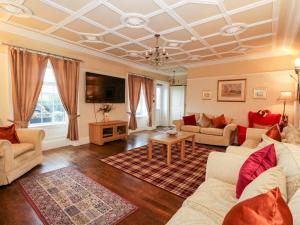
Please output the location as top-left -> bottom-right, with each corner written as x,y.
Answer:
29,122 -> 67,129
135,115 -> 148,118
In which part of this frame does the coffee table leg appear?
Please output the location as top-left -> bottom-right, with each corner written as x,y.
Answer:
161,144 -> 166,157
167,144 -> 171,165
148,140 -> 153,160
181,140 -> 185,160
192,136 -> 195,153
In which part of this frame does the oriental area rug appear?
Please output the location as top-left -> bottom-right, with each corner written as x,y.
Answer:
101,142 -> 225,198
19,167 -> 137,225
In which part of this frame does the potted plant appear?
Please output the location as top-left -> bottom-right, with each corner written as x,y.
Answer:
98,104 -> 113,122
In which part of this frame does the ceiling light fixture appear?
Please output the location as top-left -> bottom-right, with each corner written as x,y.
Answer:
121,13 -> 148,28
220,23 -> 247,36
145,34 -> 169,66
0,2 -> 32,17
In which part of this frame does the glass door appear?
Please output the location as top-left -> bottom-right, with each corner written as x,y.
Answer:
170,85 -> 186,123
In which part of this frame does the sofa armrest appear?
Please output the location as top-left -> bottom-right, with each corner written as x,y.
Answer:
242,128 -> 266,148
173,120 -> 184,131
206,152 -> 247,185
223,123 -> 237,136
16,129 -> 45,151
0,140 -> 14,171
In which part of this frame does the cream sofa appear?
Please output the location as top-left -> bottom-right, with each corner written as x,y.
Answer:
173,113 -> 236,146
0,128 -> 45,185
167,133 -> 300,225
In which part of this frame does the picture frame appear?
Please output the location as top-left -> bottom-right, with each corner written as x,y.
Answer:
253,88 -> 267,99
202,90 -> 212,100
217,79 -> 246,102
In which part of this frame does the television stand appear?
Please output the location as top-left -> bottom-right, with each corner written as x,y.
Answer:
89,120 -> 128,145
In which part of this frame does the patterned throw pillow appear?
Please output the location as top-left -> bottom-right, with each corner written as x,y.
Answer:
0,124 -> 20,144
223,187 -> 292,225
198,113 -> 211,127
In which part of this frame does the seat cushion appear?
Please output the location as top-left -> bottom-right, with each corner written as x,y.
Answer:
200,128 -> 223,136
181,125 -> 200,133
12,143 -> 34,158
184,178 -> 237,224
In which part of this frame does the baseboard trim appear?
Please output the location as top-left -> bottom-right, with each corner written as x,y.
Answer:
42,136 -> 90,150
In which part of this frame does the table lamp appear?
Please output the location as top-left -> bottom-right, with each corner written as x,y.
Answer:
278,91 -> 293,124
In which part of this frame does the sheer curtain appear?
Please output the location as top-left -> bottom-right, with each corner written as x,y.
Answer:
9,47 -> 49,128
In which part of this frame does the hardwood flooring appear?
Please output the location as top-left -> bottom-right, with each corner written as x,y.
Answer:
0,130 -> 224,225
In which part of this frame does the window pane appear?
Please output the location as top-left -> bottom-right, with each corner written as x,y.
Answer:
30,61 -> 66,125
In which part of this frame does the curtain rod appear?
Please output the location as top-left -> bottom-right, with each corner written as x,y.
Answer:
128,72 -> 154,80
1,42 -> 83,63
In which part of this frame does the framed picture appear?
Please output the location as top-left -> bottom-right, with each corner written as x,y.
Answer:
253,88 -> 267,99
202,90 -> 212,100
217,79 -> 246,102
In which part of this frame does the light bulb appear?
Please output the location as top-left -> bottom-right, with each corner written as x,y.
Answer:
295,58 -> 300,68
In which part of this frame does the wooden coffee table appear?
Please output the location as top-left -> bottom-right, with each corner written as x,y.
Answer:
148,132 -> 195,165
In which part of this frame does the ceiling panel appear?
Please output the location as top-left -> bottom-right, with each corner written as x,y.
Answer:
0,0 -> 286,70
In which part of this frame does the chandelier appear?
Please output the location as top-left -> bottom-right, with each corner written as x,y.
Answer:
145,34 -> 169,66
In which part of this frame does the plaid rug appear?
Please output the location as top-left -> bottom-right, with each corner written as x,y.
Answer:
19,167 -> 137,225
101,142 -> 225,198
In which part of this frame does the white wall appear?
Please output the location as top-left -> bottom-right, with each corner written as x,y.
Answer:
186,71 -> 297,126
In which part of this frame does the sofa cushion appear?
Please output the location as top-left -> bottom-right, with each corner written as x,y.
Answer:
200,128 -> 223,136
212,114 -> 227,129
12,143 -> 34,158
183,115 -> 196,125
166,205 -> 217,225
0,124 -> 20,144
198,113 -> 212,128
236,144 -> 277,198
184,178 -> 237,225
181,125 -> 200,133
223,187 -> 292,225
239,166 -> 287,202
266,124 -> 282,142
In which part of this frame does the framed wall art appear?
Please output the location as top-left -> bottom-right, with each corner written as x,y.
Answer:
202,90 -> 212,100
217,79 -> 246,102
253,88 -> 267,99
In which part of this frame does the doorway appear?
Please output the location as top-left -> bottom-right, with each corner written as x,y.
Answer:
155,81 -> 169,127
169,85 -> 186,124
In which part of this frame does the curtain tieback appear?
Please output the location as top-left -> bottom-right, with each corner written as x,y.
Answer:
127,112 -> 136,115
13,120 -> 28,127
68,114 -> 80,120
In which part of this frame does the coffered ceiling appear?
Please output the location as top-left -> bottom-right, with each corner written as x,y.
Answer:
0,0 -> 299,74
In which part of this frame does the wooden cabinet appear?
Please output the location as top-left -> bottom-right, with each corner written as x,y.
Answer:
89,120 -> 128,145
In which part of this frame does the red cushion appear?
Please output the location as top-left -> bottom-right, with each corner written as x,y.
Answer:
223,187 -> 293,225
237,125 -> 247,145
248,111 -> 281,128
236,144 -> 277,198
266,124 -> 281,142
212,114 -> 227,128
0,124 -> 20,144
182,115 -> 196,126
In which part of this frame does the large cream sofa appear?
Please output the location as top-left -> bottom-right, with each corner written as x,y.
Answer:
0,128 -> 45,185
173,113 -> 236,146
167,129 -> 300,225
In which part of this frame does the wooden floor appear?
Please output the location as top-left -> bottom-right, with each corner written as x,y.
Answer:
0,130 -> 223,225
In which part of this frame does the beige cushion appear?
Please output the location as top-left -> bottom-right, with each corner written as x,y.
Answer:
184,178 -> 237,225
181,125 -> 200,133
200,128 -> 223,136
12,143 -> 34,158
198,113 -> 211,128
238,167 -> 287,202
288,189 -> 300,225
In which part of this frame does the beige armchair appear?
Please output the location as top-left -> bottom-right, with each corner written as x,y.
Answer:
0,128 -> 45,185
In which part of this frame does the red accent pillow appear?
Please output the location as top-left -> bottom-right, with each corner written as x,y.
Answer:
0,124 -> 20,144
248,111 -> 281,128
236,144 -> 277,198
223,187 -> 293,225
237,125 -> 247,145
182,115 -> 196,126
266,124 -> 281,142
211,114 -> 227,128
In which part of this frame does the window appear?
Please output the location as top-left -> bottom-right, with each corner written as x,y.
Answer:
136,85 -> 148,117
30,61 -> 66,126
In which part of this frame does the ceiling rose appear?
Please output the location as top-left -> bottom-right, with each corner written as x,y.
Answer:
0,2 -> 32,17
220,23 -> 247,36
121,13 -> 148,28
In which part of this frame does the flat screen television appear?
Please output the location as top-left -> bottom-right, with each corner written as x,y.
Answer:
85,72 -> 125,103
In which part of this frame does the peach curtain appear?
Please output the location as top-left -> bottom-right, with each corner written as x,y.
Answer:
9,47 -> 49,128
128,74 -> 143,130
50,57 -> 80,141
143,78 -> 154,127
